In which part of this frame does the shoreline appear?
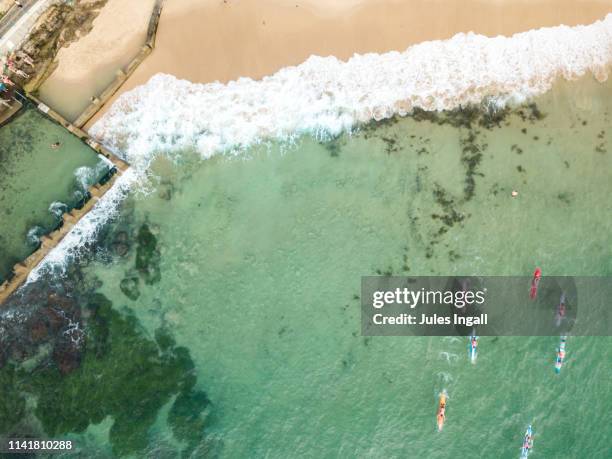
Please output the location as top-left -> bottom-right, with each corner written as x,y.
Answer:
89,14 -> 612,162
84,0 -> 612,128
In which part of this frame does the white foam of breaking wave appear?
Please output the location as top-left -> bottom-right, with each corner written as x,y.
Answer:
27,15 -> 612,281
48,201 -> 68,219
74,165 -> 96,191
90,14 -> 612,166
26,169 -> 138,283
26,226 -> 45,246
74,159 -> 110,191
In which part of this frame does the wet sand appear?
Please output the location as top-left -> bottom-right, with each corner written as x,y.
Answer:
72,0 -> 612,129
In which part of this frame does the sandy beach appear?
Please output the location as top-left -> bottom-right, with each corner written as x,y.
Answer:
37,0 -> 156,121
137,0 -> 612,83
82,0 -> 612,128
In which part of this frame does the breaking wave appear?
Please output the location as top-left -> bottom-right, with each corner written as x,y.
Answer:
26,226 -> 45,246
90,14 -> 612,166
48,201 -> 68,219
73,160 -> 110,192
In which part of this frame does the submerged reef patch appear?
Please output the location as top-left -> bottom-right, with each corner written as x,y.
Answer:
0,275 -> 209,457
113,221 -> 162,300
135,223 -> 161,285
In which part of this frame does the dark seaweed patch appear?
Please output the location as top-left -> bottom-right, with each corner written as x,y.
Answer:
322,137 -> 343,157
595,131 -> 607,153
402,250 -> 410,272
363,100 -> 550,266
411,105 -> 509,131
478,106 -> 511,129
515,103 -> 546,124
527,103 -> 545,121
415,172 -> 422,192
359,115 -> 399,138
119,274 -> 140,301
557,192 -> 572,205
431,185 -> 465,229
381,136 -> 400,154
117,222 -> 161,300
0,290 -> 210,457
460,130 -> 485,201
158,179 -> 175,201
135,223 -> 161,285
411,107 -> 443,125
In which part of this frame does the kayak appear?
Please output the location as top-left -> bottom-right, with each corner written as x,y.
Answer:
555,336 -> 567,374
468,335 -> 479,364
520,425 -> 534,458
436,392 -> 447,431
555,293 -> 566,327
530,268 -> 542,300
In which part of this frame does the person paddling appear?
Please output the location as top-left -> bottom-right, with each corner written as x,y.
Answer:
530,268 -> 541,300
436,392 -> 447,431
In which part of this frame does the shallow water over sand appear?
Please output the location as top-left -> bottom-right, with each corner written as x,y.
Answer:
1,78 -> 611,457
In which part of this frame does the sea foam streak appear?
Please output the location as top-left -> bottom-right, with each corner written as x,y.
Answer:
28,15 -> 612,280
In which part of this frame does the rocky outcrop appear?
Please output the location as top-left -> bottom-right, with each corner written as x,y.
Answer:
7,0 -> 109,91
